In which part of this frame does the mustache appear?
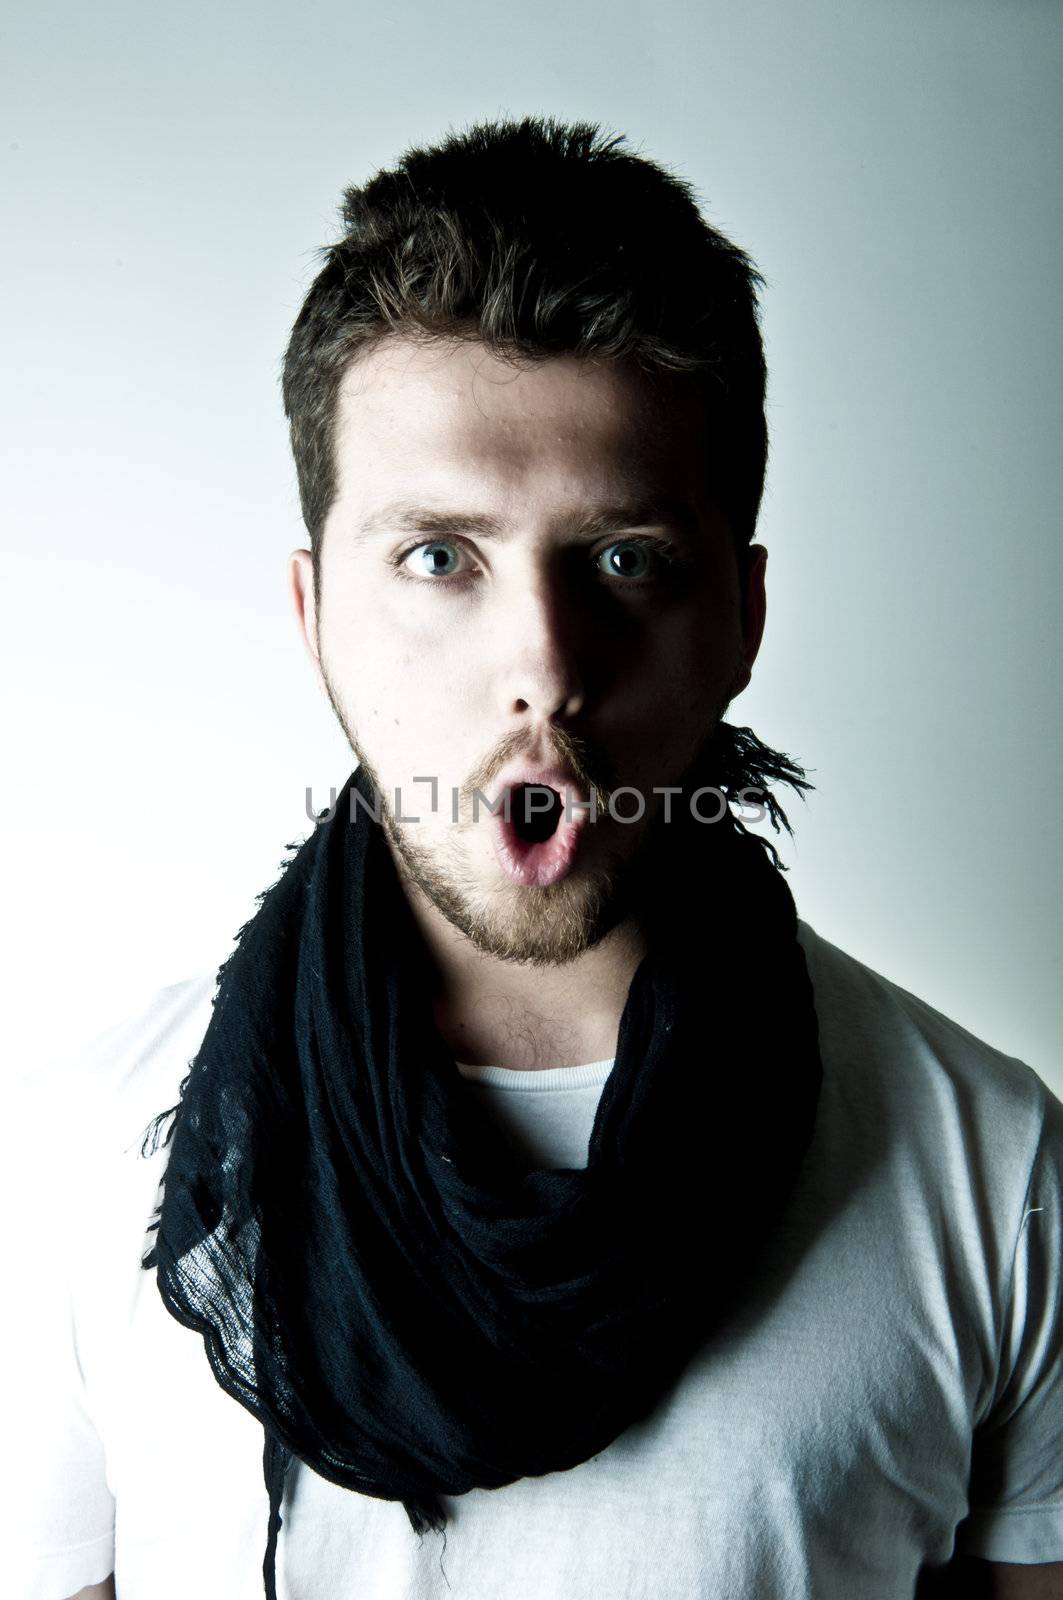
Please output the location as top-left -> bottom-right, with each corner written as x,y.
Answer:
465,720 -> 812,870
464,724 -> 613,811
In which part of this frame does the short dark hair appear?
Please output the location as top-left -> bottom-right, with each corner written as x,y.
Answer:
282,116 -> 768,579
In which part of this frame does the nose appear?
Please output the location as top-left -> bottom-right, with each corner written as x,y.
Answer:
494,565 -> 587,723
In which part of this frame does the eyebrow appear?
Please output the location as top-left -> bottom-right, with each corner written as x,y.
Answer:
351,497 -> 700,545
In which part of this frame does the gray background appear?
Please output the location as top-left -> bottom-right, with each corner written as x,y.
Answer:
5,0 -> 1061,1095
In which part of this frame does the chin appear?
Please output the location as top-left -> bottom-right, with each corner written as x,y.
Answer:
396,813 -> 635,967
454,882 -> 632,968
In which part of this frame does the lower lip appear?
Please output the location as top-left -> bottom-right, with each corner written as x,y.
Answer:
492,797 -> 590,887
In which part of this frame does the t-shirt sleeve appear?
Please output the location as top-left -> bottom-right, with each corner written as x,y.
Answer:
954,1084 -> 1063,1563
6,968 -> 218,1598
11,1277 -> 117,1597
7,1082 -> 116,1598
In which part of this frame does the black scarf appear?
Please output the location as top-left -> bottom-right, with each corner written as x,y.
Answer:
143,749 -> 821,1597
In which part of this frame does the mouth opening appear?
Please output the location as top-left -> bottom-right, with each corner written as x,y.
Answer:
510,783 -> 563,844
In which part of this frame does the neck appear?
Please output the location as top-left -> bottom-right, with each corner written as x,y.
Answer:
393,869 -> 648,1073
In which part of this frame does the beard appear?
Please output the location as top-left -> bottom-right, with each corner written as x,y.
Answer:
319,669 -> 809,970
332,712 -> 650,968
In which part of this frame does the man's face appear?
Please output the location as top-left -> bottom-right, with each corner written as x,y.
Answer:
290,335 -> 766,967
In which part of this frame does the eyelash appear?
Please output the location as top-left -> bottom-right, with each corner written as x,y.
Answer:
390,536 -> 691,590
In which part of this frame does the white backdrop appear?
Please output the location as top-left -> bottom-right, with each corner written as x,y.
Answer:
5,0 -> 1061,1096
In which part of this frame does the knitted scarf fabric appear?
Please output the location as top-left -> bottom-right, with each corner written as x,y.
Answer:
144,761 -> 822,1597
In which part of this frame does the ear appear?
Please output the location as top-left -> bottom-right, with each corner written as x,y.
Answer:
731,543 -> 767,697
288,548 -> 329,696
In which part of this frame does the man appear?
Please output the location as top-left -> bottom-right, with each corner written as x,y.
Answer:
14,117 -> 1062,1599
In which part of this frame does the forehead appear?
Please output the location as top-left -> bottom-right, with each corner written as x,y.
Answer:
329,336 -> 711,514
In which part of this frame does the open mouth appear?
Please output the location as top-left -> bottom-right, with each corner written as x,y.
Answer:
510,783 -> 564,843
492,781 -> 589,887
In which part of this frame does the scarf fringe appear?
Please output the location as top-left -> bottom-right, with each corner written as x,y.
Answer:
263,1429 -> 291,1600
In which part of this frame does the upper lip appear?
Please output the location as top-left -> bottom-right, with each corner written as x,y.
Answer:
490,763 -> 590,806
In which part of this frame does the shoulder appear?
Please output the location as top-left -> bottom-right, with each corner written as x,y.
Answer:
796,918 -> 1058,1128
795,920 -> 1063,1260
12,964 -> 224,1279
31,964 -> 223,1163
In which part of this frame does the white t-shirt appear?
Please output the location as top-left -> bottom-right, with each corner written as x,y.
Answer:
8,922 -> 1063,1600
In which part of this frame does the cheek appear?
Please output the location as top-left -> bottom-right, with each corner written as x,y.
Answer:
318,577 -> 485,760
626,602 -> 742,710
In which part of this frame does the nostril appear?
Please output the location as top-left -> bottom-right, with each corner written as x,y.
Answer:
511,784 -> 563,843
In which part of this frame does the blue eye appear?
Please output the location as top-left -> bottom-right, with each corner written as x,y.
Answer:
597,541 -> 656,580
399,540 -> 465,579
